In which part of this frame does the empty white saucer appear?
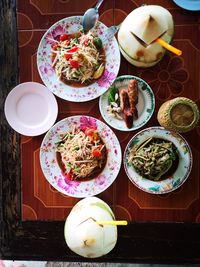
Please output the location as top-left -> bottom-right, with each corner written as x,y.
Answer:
4,82 -> 58,136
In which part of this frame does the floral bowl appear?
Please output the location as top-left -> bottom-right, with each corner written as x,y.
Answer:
124,126 -> 193,194
37,16 -> 120,102
40,115 -> 122,198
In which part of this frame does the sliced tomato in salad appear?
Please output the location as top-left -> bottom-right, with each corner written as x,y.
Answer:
93,149 -> 102,158
64,53 -> 72,60
64,47 -> 79,60
52,44 -> 58,51
85,128 -> 95,136
65,172 -> 72,180
60,34 -> 68,41
82,38 -> 89,46
66,46 -> 78,53
69,59 -> 79,68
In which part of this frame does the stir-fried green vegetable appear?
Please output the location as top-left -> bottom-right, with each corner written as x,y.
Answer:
128,137 -> 178,181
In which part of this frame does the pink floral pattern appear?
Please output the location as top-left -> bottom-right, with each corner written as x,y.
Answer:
97,70 -> 116,87
39,62 -> 54,76
37,16 -> 120,102
80,116 -> 97,131
40,116 -> 122,198
45,25 -> 65,45
140,54 -> 189,100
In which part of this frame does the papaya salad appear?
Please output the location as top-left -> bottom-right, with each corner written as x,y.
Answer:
56,127 -> 107,181
51,31 -> 105,86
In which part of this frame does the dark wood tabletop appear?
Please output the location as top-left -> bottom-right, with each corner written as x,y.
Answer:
1,0 -> 200,263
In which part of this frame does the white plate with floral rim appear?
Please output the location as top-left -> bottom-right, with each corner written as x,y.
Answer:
99,75 -> 155,131
124,127 -> 193,194
37,16 -> 120,102
40,115 -> 122,198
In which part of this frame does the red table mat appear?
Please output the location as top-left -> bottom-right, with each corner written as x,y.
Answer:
18,0 -> 200,221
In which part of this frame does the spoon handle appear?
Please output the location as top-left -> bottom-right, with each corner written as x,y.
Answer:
95,0 -> 104,10
105,24 -> 120,41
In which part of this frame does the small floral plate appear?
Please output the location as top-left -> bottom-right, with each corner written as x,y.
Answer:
124,127 -> 193,194
99,75 -> 155,131
40,116 -> 122,198
37,16 -> 120,102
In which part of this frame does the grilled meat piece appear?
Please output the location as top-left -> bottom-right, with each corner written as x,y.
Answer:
127,79 -> 138,118
123,91 -> 134,129
119,89 -> 127,111
120,89 -> 133,128
119,79 -> 139,128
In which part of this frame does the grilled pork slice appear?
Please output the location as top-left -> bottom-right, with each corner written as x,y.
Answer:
127,79 -> 138,118
122,91 -> 134,128
119,89 -> 127,111
119,79 -> 139,128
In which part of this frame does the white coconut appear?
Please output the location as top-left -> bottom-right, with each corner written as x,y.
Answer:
64,196 -> 117,258
118,5 -> 174,67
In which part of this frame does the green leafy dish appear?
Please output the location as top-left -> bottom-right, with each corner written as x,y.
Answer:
128,137 -> 179,181
124,127 -> 193,194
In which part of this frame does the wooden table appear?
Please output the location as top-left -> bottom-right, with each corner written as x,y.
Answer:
1,0 -> 200,263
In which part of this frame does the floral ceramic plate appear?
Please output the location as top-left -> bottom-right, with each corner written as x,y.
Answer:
99,75 -> 155,131
40,116 -> 122,197
37,16 -> 120,102
124,127 -> 193,194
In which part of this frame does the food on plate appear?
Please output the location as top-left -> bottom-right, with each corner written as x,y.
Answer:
157,97 -> 200,133
64,196 -> 117,258
118,5 -> 174,67
56,126 -> 107,181
51,30 -> 105,85
123,79 -> 139,128
128,137 -> 179,181
106,79 -> 138,128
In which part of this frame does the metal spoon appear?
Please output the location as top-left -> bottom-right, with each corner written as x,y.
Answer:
82,0 -> 104,32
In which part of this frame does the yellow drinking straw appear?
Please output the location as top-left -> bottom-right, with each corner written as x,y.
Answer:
96,220 -> 128,226
156,38 -> 182,56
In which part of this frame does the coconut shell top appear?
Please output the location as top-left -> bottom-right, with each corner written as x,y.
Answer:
118,5 -> 174,67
